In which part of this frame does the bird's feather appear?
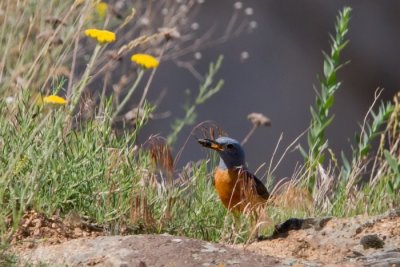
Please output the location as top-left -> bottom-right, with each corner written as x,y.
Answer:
214,167 -> 269,213
237,167 -> 270,200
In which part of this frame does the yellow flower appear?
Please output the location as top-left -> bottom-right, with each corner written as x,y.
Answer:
95,2 -> 108,19
131,54 -> 159,69
13,155 -> 30,176
43,95 -> 68,105
85,29 -> 116,44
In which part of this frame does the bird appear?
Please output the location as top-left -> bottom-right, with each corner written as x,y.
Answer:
197,137 -> 269,215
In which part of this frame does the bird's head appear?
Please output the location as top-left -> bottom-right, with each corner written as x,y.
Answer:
198,136 -> 246,169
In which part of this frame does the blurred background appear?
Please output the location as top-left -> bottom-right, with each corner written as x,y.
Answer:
138,0 -> 399,179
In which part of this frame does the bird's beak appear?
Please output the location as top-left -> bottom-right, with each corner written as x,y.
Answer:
197,138 -> 224,151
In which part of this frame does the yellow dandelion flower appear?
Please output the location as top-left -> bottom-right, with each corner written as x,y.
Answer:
131,54 -> 159,69
43,95 -> 68,105
85,28 -> 116,44
95,2 -> 108,19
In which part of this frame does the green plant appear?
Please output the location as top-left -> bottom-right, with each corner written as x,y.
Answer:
341,99 -> 394,183
384,150 -> 400,193
1,3 -> 399,262
302,7 -> 352,193
0,92 -> 228,243
167,56 -> 224,145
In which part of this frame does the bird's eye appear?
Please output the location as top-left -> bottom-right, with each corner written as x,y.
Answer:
226,144 -> 234,149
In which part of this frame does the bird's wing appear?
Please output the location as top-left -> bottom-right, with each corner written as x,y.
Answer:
237,167 -> 270,200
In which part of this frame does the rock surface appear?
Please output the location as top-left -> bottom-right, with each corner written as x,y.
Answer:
19,234 -> 283,267
245,210 -> 400,266
13,209 -> 400,266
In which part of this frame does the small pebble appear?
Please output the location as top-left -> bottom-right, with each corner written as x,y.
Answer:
360,234 -> 384,249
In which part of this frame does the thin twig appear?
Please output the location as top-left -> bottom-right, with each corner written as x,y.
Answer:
241,125 -> 257,146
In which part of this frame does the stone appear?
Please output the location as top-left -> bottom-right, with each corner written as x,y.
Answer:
360,234 -> 384,249
19,235 -> 280,267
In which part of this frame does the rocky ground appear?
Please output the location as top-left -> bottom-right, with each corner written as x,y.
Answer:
8,209 -> 400,266
246,210 -> 400,266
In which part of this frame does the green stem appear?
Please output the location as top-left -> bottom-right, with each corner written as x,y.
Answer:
113,69 -> 144,119
0,112 -> 52,184
69,44 -> 101,114
137,44 -> 166,110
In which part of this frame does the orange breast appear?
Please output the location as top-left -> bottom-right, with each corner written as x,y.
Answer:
214,168 -> 266,213
214,168 -> 241,211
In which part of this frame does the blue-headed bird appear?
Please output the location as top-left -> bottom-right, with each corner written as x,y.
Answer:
198,137 -> 269,215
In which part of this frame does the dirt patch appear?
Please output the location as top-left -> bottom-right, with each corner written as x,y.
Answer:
244,210 -> 400,265
9,210 -> 105,252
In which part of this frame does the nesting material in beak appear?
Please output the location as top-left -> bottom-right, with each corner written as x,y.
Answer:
197,138 -> 224,151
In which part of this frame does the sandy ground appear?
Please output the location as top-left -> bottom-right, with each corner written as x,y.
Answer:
243,211 -> 400,265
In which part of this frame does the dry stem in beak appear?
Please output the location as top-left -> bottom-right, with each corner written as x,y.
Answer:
197,138 -> 223,151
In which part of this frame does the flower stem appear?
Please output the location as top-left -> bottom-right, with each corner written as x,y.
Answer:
113,69 -> 144,120
137,46 -> 165,110
241,124 -> 257,146
69,44 -> 101,114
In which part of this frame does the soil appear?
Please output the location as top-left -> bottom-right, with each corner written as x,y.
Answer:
7,209 -> 400,266
245,210 -> 400,266
9,210 -> 105,252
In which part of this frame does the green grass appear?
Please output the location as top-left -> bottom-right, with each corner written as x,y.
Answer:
296,6 -> 399,217
0,1 -> 232,259
0,3 -> 399,266
0,92 -> 228,240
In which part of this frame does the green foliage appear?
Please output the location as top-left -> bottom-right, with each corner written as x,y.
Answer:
357,102 -> 393,158
167,56 -> 224,145
0,249 -> 17,267
300,6 -> 399,218
384,150 -> 400,193
341,101 -> 394,183
304,7 -> 352,192
0,92 -> 228,245
0,4 -> 399,262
